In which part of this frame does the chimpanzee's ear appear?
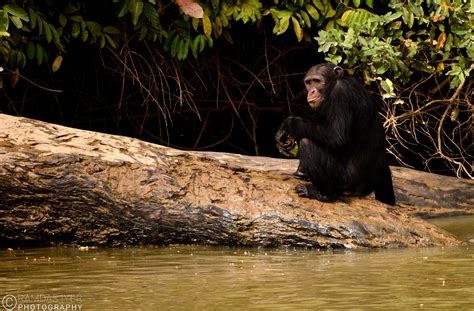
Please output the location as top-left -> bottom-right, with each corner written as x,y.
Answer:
334,66 -> 344,78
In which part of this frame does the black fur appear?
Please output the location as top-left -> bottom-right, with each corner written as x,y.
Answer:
275,63 -> 395,205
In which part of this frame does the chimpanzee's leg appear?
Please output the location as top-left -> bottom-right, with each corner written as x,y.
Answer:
295,138 -> 344,201
294,162 -> 309,180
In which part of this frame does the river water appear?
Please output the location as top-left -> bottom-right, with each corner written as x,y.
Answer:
1,216 -> 473,310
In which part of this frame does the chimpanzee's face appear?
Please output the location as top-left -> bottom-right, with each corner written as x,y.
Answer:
303,64 -> 344,110
304,68 -> 327,110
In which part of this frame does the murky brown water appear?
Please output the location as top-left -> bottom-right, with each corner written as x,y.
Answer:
1,216 -> 473,310
429,215 -> 474,244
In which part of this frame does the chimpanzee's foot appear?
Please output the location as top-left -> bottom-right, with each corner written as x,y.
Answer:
295,184 -> 337,202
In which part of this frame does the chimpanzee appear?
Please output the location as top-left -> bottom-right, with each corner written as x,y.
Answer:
275,63 -> 395,205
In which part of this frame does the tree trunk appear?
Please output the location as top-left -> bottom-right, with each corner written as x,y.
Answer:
0,114 -> 470,248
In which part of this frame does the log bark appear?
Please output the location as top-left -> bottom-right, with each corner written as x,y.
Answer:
0,114 -> 470,248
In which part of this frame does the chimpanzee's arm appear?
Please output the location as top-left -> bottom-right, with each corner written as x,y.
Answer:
278,108 -> 353,149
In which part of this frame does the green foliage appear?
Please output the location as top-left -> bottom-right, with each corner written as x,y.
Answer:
113,0 -> 340,59
1,0 -> 471,91
0,1 -> 119,74
316,9 -> 413,86
315,0 -> 473,91
263,0 -> 337,42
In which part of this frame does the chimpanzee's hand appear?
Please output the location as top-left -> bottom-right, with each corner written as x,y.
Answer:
275,117 -> 302,158
275,116 -> 301,142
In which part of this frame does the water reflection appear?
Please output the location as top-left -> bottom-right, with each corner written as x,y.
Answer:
1,245 -> 473,310
428,215 -> 474,244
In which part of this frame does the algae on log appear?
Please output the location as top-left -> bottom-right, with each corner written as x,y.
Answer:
0,114 -> 469,248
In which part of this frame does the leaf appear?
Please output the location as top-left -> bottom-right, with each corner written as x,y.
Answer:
380,78 -> 395,98
198,35 -> 206,52
69,15 -> 83,23
326,54 -> 342,64
38,16 -> 43,34
312,0 -> 324,12
183,39 -> 190,59
291,16 -> 303,42
170,35 -> 180,56
52,55 -> 63,72
0,10 -> 8,31
386,11 -> 403,22
130,0 -> 144,25
103,26 -> 120,34
237,0 -> 262,23
202,14 -> 212,37
175,39 -> 183,59
214,16 -> 222,36
325,19 -> 335,31
138,25 -> 148,40
300,11 -> 311,28
449,75 -> 461,89
81,28 -> 89,42
17,51 -> 26,67
305,4 -> 320,21
273,16 -> 290,35
10,16 -> 23,29
11,68 -> 20,88
104,34 -> 117,48
143,3 -> 160,30
222,29 -> 233,44
444,33 -> 453,52
450,107 -> 459,121
407,12 -> 414,28
270,9 -> 293,19
8,49 -> 18,67
86,21 -> 102,36
4,4 -> 29,21
340,10 -> 351,26
191,35 -> 200,58
59,14 -> 67,27
192,17 -> 199,31
71,22 -> 80,38
177,39 -> 189,60
340,9 -> 374,31
28,8 -> 36,29
376,63 -> 390,75
118,0 -> 130,18
36,43 -> 43,65
0,14 -> 7,34
437,32 -> 446,50
176,0 -> 204,19
353,0 -> 360,8
436,62 -> 445,73
100,34 -> 106,48
26,41 -> 35,60
220,12 -> 229,27
325,5 -> 336,18
44,21 -> 52,42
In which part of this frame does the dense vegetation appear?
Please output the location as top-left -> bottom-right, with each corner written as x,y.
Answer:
0,0 -> 472,177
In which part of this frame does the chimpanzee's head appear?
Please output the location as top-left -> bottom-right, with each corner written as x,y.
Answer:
304,63 -> 344,110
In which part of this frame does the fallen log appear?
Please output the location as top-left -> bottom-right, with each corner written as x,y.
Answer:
0,113 -> 470,248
